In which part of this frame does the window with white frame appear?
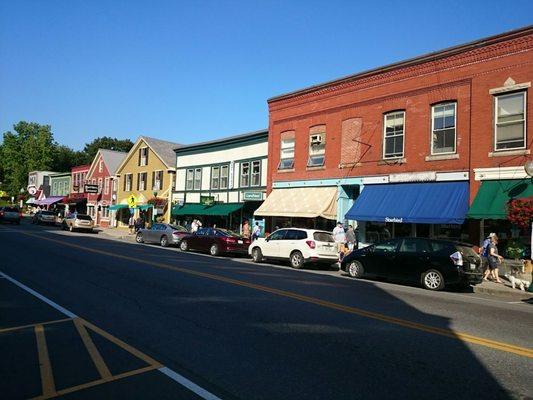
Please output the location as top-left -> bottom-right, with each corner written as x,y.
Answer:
251,160 -> 261,186
308,131 -> 326,167
53,182 -> 57,194
186,169 -> 194,190
383,111 -> 405,158
279,137 -> 295,170
124,174 -> 133,191
139,147 -> 148,166
112,179 -> 117,192
98,160 -> 103,173
494,92 -> 526,150
102,206 -> 109,218
104,177 -> 110,195
152,170 -> 163,191
98,178 -> 103,193
240,162 -> 250,187
194,168 -> 202,190
432,103 -> 456,154
220,165 -> 229,189
138,172 -> 147,191
211,166 -> 220,189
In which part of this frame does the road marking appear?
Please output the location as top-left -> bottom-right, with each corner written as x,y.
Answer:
0,318 -> 72,334
74,318 -> 112,379
0,270 -> 224,400
35,325 -> 56,397
14,230 -> 533,359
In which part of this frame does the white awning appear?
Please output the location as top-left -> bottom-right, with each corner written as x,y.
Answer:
254,187 -> 337,220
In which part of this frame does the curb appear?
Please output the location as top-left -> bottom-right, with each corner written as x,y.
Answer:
473,285 -> 533,301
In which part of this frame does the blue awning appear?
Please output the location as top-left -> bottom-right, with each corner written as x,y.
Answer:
345,182 -> 469,224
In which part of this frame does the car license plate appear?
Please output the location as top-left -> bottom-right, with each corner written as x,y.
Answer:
470,263 -> 476,270
238,240 -> 243,244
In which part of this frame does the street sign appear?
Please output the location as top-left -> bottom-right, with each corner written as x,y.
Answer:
28,186 -> 37,195
200,195 -> 215,206
84,184 -> 99,193
127,194 -> 137,208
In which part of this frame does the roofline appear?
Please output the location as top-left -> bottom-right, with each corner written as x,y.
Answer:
49,172 -> 71,178
174,129 -> 268,153
268,25 -> 533,103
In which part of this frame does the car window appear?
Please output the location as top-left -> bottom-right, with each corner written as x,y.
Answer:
41,211 -> 55,215
374,239 -> 399,254
5,207 -> 19,212
268,230 -> 286,241
76,215 -> 92,221
430,240 -> 455,253
196,228 -> 209,236
285,230 -> 307,240
170,225 -> 187,232
399,238 -> 430,253
456,245 -> 479,258
313,232 -> 334,242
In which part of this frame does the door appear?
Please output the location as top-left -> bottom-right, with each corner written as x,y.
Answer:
262,229 -> 287,258
279,229 -> 307,259
189,228 -> 208,250
365,239 -> 400,277
395,238 -> 432,281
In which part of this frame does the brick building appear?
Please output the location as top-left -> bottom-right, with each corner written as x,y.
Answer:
257,26 -> 532,247
66,164 -> 91,213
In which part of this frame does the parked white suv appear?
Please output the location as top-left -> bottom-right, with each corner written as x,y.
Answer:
249,228 -> 338,269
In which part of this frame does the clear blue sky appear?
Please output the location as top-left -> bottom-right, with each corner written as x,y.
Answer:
1,0 -> 532,150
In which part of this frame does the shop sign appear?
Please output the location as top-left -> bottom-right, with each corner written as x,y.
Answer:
389,172 -> 436,183
127,194 -> 137,208
28,186 -> 37,195
200,195 -> 215,206
84,184 -> 99,193
385,217 -> 403,223
228,161 -> 235,189
243,191 -> 263,201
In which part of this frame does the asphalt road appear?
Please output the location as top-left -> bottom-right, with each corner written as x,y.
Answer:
0,220 -> 532,400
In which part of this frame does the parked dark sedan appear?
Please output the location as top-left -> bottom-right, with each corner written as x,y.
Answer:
136,223 -> 188,247
0,206 -> 21,225
179,228 -> 251,256
341,237 -> 483,290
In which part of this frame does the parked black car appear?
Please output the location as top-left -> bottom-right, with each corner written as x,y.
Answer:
340,237 -> 483,290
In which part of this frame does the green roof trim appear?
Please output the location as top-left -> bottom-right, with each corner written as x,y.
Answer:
467,179 -> 533,219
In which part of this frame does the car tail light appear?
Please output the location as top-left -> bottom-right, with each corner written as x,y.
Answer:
306,240 -> 316,249
0,212 -> 3,217
172,231 -> 179,236
226,238 -> 237,244
20,213 -> 23,218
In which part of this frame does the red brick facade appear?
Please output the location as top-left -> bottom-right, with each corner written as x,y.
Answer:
267,28 -> 533,203
86,154 -> 114,227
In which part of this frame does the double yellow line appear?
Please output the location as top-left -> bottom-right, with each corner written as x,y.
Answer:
20,231 -> 533,359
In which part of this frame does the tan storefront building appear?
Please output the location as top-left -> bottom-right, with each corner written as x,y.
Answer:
113,136 -> 180,226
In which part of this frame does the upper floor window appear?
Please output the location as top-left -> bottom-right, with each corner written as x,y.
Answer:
139,147 -> 148,166
279,137 -> 295,170
186,169 -> 194,191
494,92 -> 526,151
98,160 -> 103,173
53,182 -> 57,193
308,131 -> 326,167
124,174 -> 133,192
431,103 -> 456,154
220,165 -> 229,189
98,178 -> 103,193
211,166 -> 220,189
137,172 -> 147,191
383,111 -> 405,159
152,170 -> 163,191
240,162 -> 250,187
251,160 -> 261,186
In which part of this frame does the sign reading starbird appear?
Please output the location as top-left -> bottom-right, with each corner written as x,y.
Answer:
127,194 -> 137,208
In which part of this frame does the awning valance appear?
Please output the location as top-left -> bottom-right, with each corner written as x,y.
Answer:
171,203 -> 243,216
35,196 -> 65,206
204,203 -> 243,216
172,204 -> 210,216
109,204 -> 128,211
345,182 -> 469,224
467,179 -> 532,219
254,187 -> 337,220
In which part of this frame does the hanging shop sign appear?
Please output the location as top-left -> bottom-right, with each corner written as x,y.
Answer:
243,191 -> 263,201
389,171 -> 436,183
200,195 -> 215,206
84,184 -> 99,193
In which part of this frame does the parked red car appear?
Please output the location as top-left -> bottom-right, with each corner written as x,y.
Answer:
179,228 -> 251,256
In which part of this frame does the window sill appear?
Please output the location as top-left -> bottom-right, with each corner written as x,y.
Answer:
488,149 -> 530,158
425,153 -> 459,161
306,165 -> 326,171
377,158 -> 406,165
277,168 -> 295,173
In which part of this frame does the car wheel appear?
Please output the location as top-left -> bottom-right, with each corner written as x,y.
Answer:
160,235 -> 169,247
290,251 -> 304,269
136,233 -> 144,243
421,269 -> 445,291
210,244 -> 219,256
180,240 -> 189,251
252,247 -> 263,263
347,261 -> 364,278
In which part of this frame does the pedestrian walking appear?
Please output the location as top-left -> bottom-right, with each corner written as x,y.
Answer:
345,225 -> 356,251
480,233 -> 495,278
252,222 -> 261,241
191,219 -> 198,233
135,216 -> 144,233
484,234 -> 504,283
242,219 -> 251,239
128,214 -> 135,234
333,222 -> 346,260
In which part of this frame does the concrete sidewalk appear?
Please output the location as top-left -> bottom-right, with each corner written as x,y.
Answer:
473,280 -> 533,301
98,227 -> 136,242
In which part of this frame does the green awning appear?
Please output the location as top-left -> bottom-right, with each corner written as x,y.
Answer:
171,203 -> 210,216
467,179 -> 533,219
109,204 -> 128,211
203,203 -> 243,216
136,204 -> 153,210
171,203 -> 243,216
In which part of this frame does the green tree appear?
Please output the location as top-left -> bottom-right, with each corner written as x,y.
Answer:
80,136 -> 134,164
52,145 -> 85,172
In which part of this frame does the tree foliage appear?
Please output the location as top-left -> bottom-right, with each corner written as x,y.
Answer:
80,136 -> 134,164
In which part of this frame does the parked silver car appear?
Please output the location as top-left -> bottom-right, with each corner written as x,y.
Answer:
32,210 -> 57,225
61,214 -> 94,232
136,223 -> 188,247
0,206 -> 21,225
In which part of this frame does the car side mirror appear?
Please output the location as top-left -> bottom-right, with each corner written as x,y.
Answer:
265,236 -> 270,242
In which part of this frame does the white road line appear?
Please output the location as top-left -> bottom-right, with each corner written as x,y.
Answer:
0,270 -> 224,400
159,367 -> 222,400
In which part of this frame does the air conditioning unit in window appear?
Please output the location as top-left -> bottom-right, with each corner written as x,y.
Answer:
310,134 -> 323,145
